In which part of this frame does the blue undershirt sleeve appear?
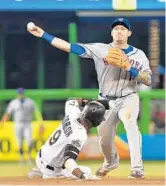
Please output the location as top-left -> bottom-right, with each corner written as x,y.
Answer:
70,44 -> 86,55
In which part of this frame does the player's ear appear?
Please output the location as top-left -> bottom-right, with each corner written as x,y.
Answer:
128,30 -> 132,37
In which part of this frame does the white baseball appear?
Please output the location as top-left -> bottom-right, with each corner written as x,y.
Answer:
27,22 -> 35,30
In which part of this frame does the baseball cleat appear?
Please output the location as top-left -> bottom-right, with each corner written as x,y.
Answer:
95,167 -> 109,177
28,168 -> 43,179
128,170 -> 145,179
95,164 -> 118,177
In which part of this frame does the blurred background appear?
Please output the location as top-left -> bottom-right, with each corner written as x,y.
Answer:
0,0 -> 165,179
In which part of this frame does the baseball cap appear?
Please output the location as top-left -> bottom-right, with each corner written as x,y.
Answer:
17,87 -> 24,94
111,18 -> 131,30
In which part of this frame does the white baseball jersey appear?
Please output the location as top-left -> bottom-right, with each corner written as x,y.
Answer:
6,98 -> 36,123
78,43 -> 152,97
40,100 -> 87,168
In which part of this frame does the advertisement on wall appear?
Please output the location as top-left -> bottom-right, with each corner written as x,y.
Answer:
0,122 -> 164,161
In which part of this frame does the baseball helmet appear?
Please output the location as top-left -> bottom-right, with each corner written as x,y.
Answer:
81,101 -> 105,127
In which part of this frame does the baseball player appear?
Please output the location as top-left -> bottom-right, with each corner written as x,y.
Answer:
27,18 -> 152,179
28,98 -> 108,180
1,88 -> 44,163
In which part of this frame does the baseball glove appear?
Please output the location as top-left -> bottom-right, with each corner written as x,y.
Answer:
104,48 -> 131,71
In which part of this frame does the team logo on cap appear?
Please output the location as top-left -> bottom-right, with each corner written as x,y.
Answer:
119,18 -> 124,22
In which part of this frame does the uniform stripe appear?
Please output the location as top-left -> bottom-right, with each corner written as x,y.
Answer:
138,131 -> 143,167
120,72 -> 128,97
118,49 -> 138,97
98,66 -> 108,84
100,67 -> 110,93
114,69 -> 121,96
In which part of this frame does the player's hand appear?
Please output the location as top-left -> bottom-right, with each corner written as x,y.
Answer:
83,173 -> 101,180
27,25 -> 44,38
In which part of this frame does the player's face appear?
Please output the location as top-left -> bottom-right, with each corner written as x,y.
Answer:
111,25 -> 131,43
18,94 -> 25,100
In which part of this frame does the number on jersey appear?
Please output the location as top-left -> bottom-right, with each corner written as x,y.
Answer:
49,130 -> 62,146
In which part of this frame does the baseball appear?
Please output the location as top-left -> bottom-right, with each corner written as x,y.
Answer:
27,22 -> 35,30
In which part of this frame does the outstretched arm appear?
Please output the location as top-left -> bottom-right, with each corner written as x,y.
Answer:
27,23 -> 85,55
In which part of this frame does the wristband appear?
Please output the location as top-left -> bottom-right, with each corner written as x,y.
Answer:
42,32 -> 54,43
129,67 -> 139,78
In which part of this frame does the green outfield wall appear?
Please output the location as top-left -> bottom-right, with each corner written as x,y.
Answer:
0,89 -> 165,134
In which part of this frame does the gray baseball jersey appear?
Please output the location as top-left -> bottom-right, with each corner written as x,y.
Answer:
78,43 -> 152,97
6,98 -> 36,123
77,42 -> 151,173
40,100 -> 87,168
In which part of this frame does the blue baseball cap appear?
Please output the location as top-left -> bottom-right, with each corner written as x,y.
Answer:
111,18 -> 131,30
17,87 -> 24,94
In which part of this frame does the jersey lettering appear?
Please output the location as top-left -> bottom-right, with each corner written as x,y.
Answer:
129,59 -> 143,71
78,43 -> 151,99
62,116 -> 73,137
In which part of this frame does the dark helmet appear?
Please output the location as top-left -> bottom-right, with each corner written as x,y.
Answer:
81,101 -> 105,127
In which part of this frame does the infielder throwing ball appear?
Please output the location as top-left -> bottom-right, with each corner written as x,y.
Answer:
27,18 -> 152,179
28,98 -> 109,180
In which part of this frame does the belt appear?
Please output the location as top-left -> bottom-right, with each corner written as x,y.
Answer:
99,92 -> 136,100
39,149 -> 55,171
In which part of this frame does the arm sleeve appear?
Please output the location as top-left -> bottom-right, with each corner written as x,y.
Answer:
74,43 -> 101,59
65,100 -> 81,118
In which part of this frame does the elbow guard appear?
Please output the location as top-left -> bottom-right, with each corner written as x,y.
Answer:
63,144 -> 80,168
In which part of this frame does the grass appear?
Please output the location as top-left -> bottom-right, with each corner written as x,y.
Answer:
0,160 -> 164,178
